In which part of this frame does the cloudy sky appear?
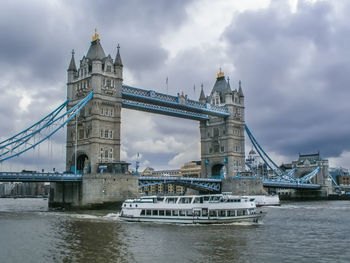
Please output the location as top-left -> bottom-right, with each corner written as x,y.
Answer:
0,0 -> 349,172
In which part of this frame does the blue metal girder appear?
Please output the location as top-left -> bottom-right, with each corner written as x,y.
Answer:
0,172 -> 82,182
0,91 -> 93,163
263,180 -> 321,189
138,177 -> 222,192
122,85 -> 230,118
122,99 -> 210,121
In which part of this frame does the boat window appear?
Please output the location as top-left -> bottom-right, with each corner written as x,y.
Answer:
159,210 -> 165,216
200,197 -> 203,203
202,209 -> 208,216
243,210 -> 246,216
209,210 -> 217,217
157,197 -> 164,202
194,210 -> 200,217
211,196 -> 219,202
140,210 -> 145,215
203,196 -> 210,202
187,210 -> 193,216
237,210 -> 243,216
179,210 -> 186,216
218,210 -> 226,217
172,210 -> 178,216
168,198 -> 176,204
123,204 -> 126,207
152,210 -> 158,216
179,197 -> 191,204
166,210 -> 171,216
193,197 -> 200,204
146,210 -> 151,216
227,210 -> 235,216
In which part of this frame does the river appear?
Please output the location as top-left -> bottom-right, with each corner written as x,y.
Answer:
0,198 -> 349,263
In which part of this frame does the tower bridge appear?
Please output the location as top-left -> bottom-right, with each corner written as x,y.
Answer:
0,32 -> 333,207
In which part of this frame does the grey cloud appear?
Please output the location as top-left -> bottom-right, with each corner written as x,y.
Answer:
224,0 -> 350,160
0,0 -> 193,169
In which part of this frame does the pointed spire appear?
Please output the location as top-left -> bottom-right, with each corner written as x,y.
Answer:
68,49 -> 77,71
92,28 -> 100,42
227,76 -> 231,90
238,80 -> 244,97
114,43 -> 123,67
199,83 -> 206,102
216,68 -> 225,79
86,29 -> 106,60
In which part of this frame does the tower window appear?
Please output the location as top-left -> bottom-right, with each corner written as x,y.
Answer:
78,129 -> 84,139
221,146 -> 224,152
106,65 -> 111,72
100,130 -> 103,138
109,130 -> 113,139
105,130 -> 109,138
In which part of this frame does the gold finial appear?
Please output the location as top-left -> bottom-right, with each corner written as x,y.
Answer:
92,28 -> 100,42
216,68 -> 225,79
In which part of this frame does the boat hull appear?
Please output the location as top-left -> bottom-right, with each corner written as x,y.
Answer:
120,213 -> 263,224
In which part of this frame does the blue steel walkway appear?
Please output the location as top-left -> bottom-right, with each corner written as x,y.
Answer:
121,85 -> 230,121
0,172 -> 82,182
262,180 -> 321,189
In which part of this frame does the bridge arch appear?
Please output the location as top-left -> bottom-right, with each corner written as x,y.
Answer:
211,163 -> 226,179
69,151 -> 90,174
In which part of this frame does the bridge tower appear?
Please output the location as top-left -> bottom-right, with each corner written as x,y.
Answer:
66,30 -> 123,174
200,69 -> 245,178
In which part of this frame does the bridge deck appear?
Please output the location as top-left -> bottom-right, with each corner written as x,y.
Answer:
263,181 -> 321,189
0,172 -> 82,182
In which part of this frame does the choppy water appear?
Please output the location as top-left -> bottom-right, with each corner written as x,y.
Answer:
0,198 -> 349,263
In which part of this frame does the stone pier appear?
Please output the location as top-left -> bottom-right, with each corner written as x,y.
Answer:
49,173 -> 139,209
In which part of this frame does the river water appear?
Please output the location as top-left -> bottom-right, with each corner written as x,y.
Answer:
0,199 -> 349,263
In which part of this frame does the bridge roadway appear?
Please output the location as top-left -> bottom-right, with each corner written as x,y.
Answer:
0,172 -> 82,182
262,180 -> 321,189
138,176 -> 322,191
0,172 -> 322,191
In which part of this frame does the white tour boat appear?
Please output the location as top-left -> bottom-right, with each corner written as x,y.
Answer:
247,195 -> 280,207
120,194 -> 264,224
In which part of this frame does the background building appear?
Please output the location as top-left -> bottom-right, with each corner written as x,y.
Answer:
139,161 -> 201,195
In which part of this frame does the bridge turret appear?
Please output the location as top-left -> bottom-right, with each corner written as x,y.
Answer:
67,50 -> 77,100
200,69 -> 245,178
65,30 -> 123,174
114,44 -> 123,97
114,44 -> 123,76
199,83 -> 206,103
225,77 -> 233,104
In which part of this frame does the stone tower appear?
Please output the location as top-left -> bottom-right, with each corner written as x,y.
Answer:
200,69 -> 245,178
66,30 -> 123,174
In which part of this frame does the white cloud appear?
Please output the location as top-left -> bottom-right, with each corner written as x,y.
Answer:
168,141 -> 200,168
329,151 -> 350,168
132,136 -> 184,154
